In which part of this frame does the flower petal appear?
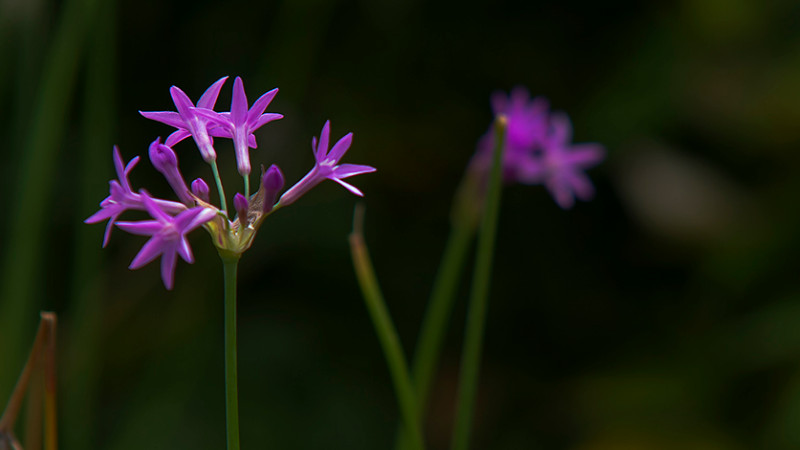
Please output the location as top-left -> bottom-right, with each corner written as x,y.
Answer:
246,88 -> 278,125
129,236 -> 165,269
160,249 -> 177,290
327,132 -> 353,163
116,220 -> 164,236
197,76 -> 229,109
316,121 -> 331,161
330,177 -> 364,196
169,86 -> 196,118
231,77 -> 248,125
331,163 -> 376,179
139,111 -> 186,129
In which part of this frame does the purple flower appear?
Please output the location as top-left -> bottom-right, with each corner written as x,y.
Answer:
140,76 -> 228,163
193,77 -> 283,176
279,121 -> 376,206
116,191 -> 216,290
533,113 -> 605,209
86,147 -> 186,247
472,87 -> 551,183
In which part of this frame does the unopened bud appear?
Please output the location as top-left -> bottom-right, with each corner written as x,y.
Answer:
191,178 -> 210,203
261,164 -> 285,213
148,137 -> 178,172
233,193 -> 249,223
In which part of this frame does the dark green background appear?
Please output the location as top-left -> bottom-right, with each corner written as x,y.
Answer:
1,0 -> 800,448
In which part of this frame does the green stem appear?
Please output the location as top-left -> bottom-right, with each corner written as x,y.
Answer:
211,160 -> 228,215
243,175 -> 250,199
349,208 -> 425,450
450,115 -> 507,450
221,254 -> 241,450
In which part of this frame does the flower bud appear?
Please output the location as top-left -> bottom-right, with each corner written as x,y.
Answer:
148,138 -> 193,205
233,193 -> 249,223
148,137 -> 178,172
191,178 -> 210,203
260,164 -> 285,213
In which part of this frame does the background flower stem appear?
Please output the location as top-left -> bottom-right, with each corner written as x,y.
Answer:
450,115 -> 506,450
349,206 -> 426,450
394,213 -> 474,450
221,254 -> 241,450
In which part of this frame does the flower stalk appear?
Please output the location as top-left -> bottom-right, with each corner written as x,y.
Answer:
349,206 -> 425,450
450,115 -> 506,450
221,252 -> 241,450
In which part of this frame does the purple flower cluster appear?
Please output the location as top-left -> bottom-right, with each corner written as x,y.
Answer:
87,77 -> 375,289
472,87 -> 604,209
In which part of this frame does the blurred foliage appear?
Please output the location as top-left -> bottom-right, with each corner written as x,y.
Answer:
1,0 -> 800,449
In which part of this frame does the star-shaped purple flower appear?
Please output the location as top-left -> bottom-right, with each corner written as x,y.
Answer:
116,191 -> 216,290
193,76 -> 283,176
85,147 -> 186,247
279,121 -> 376,206
533,113 -> 605,209
140,76 -> 228,163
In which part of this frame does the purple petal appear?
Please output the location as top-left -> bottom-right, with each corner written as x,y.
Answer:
165,129 -> 192,147
330,177 -> 364,196
231,77 -> 248,125
566,171 -> 595,200
139,191 -> 171,223
548,113 -> 573,145
327,132 -> 353,163
248,133 -> 257,148
169,86 -> 196,118
116,220 -> 164,236
139,111 -> 186,129
562,144 -> 605,168
246,88 -> 278,125
316,121 -> 331,160
177,237 -> 194,263
197,76 -> 229,109
545,177 -> 575,209
331,163 -> 376,179
129,236 -> 165,269
192,107 -> 231,130
160,250 -> 177,290
254,113 -> 283,129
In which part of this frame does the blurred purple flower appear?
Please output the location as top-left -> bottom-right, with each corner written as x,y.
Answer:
473,87 -> 550,183
279,121 -> 376,206
472,87 -> 604,209
140,76 -> 228,163
534,113 -> 605,209
85,147 -> 186,247
116,191 -> 216,290
193,77 -> 283,176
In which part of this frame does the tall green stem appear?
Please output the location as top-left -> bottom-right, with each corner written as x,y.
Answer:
395,215 -> 474,450
450,115 -> 506,450
221,253 -> 241,450
349,209 -> 425,450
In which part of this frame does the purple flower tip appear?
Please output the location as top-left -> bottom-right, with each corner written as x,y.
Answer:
261,164 -> 285,213
149,137 -> 178,172
233,193 -> 249,221
191,178 -> 210,202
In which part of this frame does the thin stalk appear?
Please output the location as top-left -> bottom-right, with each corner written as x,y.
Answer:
349,207 -> 425,450
243,175 -> 250,199
211,160 -> 228,214
394,218 -> 474,450
450,115 -> 507,450
220,253 -> 241,450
